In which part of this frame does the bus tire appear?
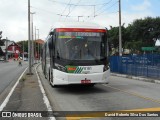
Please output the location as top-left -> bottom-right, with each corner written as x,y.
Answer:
44,70 -> 47,79
49,69 -> 56,88
47,69 -> 50,81
88,84 -> 95,87
82,83 -> 95,87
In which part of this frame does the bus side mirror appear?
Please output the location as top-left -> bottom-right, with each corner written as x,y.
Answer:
49,31 -> 54,35
48,37 -> 53,50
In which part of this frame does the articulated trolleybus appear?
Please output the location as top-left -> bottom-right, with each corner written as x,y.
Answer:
42,22 -> 110,87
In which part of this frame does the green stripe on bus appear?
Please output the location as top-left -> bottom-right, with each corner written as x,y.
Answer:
74,67 -> 79,73
77,67 -> 81,73
76,67 -> 80,73
79,67 -> 83,73
76,67 -> 83,73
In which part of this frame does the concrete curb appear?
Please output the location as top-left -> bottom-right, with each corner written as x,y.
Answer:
111,73 -> 160,84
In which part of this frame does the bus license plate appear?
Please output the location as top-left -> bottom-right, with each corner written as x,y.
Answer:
81,80 -> 91,84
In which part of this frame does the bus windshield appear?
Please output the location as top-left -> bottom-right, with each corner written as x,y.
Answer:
55,31 -> 107,61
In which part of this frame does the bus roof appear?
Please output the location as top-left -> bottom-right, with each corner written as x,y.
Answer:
52,22 -> 106,30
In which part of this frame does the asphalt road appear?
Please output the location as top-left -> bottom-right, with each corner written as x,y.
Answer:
0,60 -> 28,105
37,65 -> 160,120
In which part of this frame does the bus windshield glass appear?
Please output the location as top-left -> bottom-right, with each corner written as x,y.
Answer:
55,31 -> 107,61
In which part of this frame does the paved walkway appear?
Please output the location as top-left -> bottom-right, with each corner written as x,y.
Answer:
1,65 -> 48,120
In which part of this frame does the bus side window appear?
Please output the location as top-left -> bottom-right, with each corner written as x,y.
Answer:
52,34 -> 56,57
46,41 -> 50,59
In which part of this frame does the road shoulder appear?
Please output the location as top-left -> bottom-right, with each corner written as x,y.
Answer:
111,73 -> 160,84
1,65 -> 49,120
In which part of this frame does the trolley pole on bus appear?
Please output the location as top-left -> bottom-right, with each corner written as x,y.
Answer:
119,0 -> 122,56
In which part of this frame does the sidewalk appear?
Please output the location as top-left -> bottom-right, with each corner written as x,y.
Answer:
1,64 -> 48,120
111,73 -> 160,84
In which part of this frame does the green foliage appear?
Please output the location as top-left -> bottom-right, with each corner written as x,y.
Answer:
16,40 -> 28,52
16,40 -> 40,54
0,40 -> 4,46
124,40 -> 143,53
108,27 -> 119,48
0,40 -> 4,56
108,24 -> 127,49
108,17 -> 160,53
0,47 -> 4,56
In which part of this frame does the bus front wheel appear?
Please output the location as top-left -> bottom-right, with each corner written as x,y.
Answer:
49,69 -> 56,88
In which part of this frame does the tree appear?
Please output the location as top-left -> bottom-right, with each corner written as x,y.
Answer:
0,31 -> 4,46
108,24 -> 128,52
108,17 -> 160,53
0,47 -> 4,56
0,31 -> 5,56
129,17 -> 160,47
16,40 -> 28,53
108,26 -> 119,49
16,40 -> 41,56
0,40 -> 4,46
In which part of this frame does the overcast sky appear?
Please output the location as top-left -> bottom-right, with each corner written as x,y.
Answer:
0,0 -> 159,42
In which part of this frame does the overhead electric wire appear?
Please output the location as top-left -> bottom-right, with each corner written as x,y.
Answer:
79,0 -> 113,21
94,0 -> 113,14
63,0 -> 114,21
81,0 -> 113,21
96,1 -> 118,16
65,0 -> 81,21
48,0 -> 115,6
31,6 -> 58,15
84,0 -> 118,22
33,0 -> 119,23
59,0 -> 71,21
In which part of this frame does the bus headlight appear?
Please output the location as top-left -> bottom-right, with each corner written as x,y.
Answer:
55,63 -> 67,72
103,65 -> 109,72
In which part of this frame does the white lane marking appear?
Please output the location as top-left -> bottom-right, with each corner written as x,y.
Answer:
0,67 -> 28,111
35,64 -> 56,120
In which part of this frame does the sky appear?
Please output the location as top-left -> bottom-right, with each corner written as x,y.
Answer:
0,0 -> 160,42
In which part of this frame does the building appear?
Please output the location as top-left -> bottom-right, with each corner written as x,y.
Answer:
1,40 -> 21,60
35,39 -> 44,59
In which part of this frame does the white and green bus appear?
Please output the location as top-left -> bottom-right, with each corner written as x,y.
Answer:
42,22 -> 110,87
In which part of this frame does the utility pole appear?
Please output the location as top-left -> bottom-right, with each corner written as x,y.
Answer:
36,29 -> 39,62
23,40 -> 24,60
119,0 -> 122,56
30,12 -> 35,66
28,0 -> 32,74
35,26 -> 37,63
5,37 -> 8,61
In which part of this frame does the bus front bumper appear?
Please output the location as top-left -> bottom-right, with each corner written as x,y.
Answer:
52,69 -> 110,85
